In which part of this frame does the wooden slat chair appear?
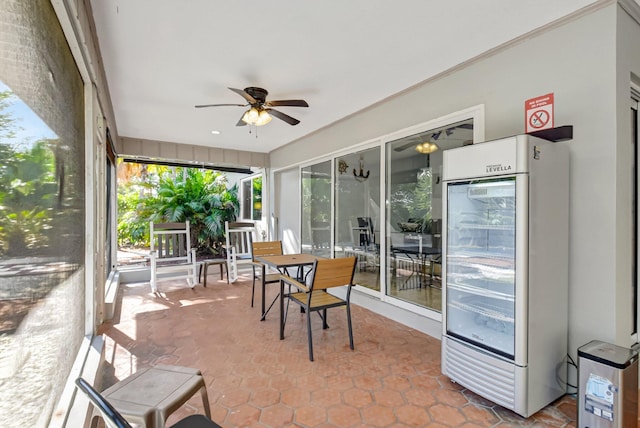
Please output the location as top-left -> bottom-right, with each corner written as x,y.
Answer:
224,221 -> 256,283
251,241 -> 283,320
149,221 -> 197,293
281,256 -> 357,361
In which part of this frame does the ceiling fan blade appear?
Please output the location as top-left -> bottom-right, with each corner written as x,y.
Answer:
393,141 -> 417,152
267,108 -> 300,126
235,113 -> 247,126
266,99 -> 309,108
194,103 -> 246,108
228,87 -> 257,104
455,123 -> 474,130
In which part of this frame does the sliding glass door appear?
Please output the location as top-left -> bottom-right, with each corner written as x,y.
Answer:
301,161 -> 332,256
295,112 -> 479,313
335,148 -> 381,292
386,119 -> 473,311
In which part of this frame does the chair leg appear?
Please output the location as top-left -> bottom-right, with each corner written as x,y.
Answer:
150,256 -> 157,293
261,293 -> 279,321
198,377 -> 211,419
307,307 -> 314,362
189,251 -> 197,288
227,247 -> 237,283
322,308 -> 328,329
282,294 -> 291,335
347,303 -> 354,350
251,268 -> 256,307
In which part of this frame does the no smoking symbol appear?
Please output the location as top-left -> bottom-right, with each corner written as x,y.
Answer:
529,109 -> 549,129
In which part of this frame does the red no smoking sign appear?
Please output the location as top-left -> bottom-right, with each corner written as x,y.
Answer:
525,93 -> 554,133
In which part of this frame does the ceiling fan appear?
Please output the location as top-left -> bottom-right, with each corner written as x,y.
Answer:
195,87 -> 309,126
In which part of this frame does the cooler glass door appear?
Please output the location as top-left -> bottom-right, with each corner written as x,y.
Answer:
445,178 -> 516,359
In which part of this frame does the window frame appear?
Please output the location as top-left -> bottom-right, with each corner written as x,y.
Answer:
632,86 -> 639,344
240,173 -> 264,221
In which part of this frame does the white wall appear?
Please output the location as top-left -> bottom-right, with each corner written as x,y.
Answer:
273,167 -> 301,253
615,2 -> 640,345
270,3 -> 640,362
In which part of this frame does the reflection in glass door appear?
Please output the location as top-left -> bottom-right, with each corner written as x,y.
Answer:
301,161 -> 331,257
385,119 -> 473,311
335,148 -> 380,291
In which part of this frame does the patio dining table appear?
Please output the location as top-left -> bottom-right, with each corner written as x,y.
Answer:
253,253 -> 324,338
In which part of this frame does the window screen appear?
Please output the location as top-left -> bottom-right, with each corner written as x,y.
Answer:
0,1 -> 86,426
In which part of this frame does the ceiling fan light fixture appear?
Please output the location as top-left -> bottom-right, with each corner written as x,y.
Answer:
415,142 -> 439,154
241,107 -> 260,125
241,107 -> 272,126
255,109 -> 272,126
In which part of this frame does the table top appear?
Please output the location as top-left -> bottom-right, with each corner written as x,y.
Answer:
101,364 -> 206,427
255,253 -> 322,269
391,245 -> 441,256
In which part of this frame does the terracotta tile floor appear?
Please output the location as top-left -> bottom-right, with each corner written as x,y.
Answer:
99,270 -> 578,427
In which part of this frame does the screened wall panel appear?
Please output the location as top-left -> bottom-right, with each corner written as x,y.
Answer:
0,0 -> 86,426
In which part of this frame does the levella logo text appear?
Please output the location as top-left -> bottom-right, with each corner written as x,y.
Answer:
486,164 -> 512,173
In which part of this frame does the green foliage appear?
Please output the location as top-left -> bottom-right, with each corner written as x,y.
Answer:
389,167 -> 433,228
117,182 -> 154,247
0,131 -> 58,256
0,91 -> 61,257
411,168 -> 433,222
117,165 -> 240,256
2,208 -> 51,255
0,90 -> 19,141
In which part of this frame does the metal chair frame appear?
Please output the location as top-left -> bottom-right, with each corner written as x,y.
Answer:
281,257 -> 357,361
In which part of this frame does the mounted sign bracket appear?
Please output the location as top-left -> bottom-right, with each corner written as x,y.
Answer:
527,125 -> 573,142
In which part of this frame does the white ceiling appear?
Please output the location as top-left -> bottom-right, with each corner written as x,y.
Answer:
89,0 -> 598,154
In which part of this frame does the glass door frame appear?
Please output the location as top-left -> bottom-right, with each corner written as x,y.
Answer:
380,106 -> 485,319
632,86 -> 639,344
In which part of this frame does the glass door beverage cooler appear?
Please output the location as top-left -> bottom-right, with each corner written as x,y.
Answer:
441,134 -> 569,417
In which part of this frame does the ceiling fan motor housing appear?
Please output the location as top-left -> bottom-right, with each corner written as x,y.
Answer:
245,87 -> 268,104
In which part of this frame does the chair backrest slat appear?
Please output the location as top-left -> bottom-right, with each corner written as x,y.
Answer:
310,257 -> 357,290
151,222 -> 191,260
252,241 -> 283,259
225,221 -> 256,258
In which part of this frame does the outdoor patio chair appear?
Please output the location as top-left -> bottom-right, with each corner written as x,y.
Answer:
251,240 -> 283,319
224,221 -> 256,283
149,221 -> 197,293
75,377 -> 222,428
356,216 -> 375,248
281,256 -> 357,361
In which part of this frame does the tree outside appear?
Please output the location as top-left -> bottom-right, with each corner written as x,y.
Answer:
389,167 -> 434,231
0,90 -> 65,258
117,161 -> 240,261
